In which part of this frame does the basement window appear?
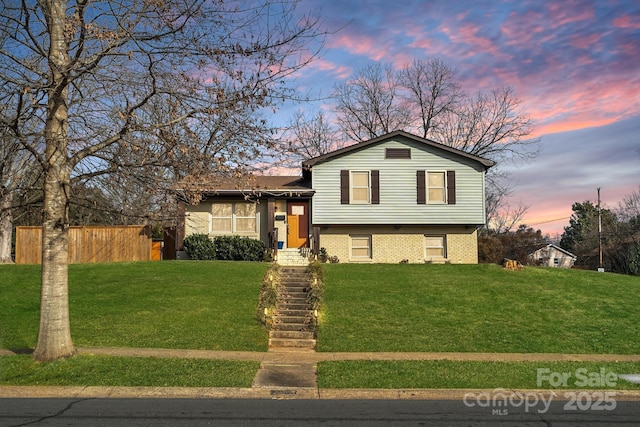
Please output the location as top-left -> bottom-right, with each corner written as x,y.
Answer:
351,235 -> 372,260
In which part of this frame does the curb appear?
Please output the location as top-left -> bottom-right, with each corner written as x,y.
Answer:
2,386 -> 640,400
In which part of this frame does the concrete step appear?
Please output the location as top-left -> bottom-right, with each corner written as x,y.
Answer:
269,330 -> 315,339
277,309 -> 313,317
279,292 -> 308,300
268,338 -> 316,349
276,303 -> 310,311
271,322 -> 314,332
280,278 -> 308,283
277,295 -> 308,302
273,315 -> 312,324
280,282 -> 311,291
276,253 -> 310,266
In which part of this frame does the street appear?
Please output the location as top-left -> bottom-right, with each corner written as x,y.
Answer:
1,398 -> 639,426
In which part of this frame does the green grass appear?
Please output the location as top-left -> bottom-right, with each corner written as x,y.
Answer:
317,360 -> 640,389
317,264 -> 640,354
0,261 -> 269,351
0,355 -> 258,387
2,261 -> 640,389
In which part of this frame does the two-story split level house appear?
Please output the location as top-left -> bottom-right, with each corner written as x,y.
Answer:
179,130 -> 494,263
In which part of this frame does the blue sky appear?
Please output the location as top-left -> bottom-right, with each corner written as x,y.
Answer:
277,0 -> 640,235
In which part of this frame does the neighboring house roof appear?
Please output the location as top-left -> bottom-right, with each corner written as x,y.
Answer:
302,130 -> 496,170
179,175 -> 314,198
530,244 -> 577,260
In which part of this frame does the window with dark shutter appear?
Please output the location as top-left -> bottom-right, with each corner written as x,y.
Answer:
371,170 -> 380,204
340,170 -> 349,204
416,170 -> 426,204
447,170 -> 456,204
385,148 -> 411,159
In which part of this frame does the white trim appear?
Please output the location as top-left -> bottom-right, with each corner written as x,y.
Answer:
350,234 -> 372,260
350,170 -> 371,204
425,235 -> 447,259
210,201 -> 257,234
426,171 -> 447,204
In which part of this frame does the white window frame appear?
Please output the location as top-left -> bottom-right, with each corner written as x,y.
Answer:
211,203 -> 233,233
234,202 -> 257,233
427,171 -> 447,204
425,235 -> 447,259
210,202 -> 257,234
350,235 -> 372,260
350,170 -> 371,204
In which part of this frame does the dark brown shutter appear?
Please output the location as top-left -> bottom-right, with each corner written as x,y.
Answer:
340,170 -> 349,204
417,170 -> 426,204
447,170 -> 456,204
371,170 -> 380,204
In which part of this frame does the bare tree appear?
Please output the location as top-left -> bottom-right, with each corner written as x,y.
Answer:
276,110 -> 349,169
332,61 -> 538,165
397,58 -> 462,139
333,63 -> 412,142
0,0 -> 324,361
0,130 -> 40,263
617,187 -> 640,224
433,87 -> 539,164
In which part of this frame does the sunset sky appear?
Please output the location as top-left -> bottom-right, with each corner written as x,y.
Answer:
280,0 -> 640,237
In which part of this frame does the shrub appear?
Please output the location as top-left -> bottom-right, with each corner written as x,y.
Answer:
256,264 -> 279,328
318,247 -> 328,263
183,234 -> 216,260
214,235 -> 267,261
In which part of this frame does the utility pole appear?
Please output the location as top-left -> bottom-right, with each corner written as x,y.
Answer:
597,187 -> 604,272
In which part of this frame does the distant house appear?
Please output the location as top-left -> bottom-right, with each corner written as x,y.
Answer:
529,244 -> 577,268
178,130 -> 495,264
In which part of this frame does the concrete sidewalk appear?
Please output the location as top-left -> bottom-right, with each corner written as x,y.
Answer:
50,347 -> 640,363
2,347 -> 640,400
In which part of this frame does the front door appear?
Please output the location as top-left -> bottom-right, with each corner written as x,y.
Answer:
287,201 -> 309,248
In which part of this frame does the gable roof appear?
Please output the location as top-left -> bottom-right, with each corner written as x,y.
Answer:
530,244 -> 577,259
302,130 -> 495,170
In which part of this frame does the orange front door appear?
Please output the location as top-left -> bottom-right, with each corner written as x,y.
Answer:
287,201 -> 309,248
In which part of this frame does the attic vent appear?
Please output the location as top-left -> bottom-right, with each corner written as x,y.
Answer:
385,148 -> 411,159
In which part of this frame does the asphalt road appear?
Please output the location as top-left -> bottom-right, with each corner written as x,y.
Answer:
1,398 -> 639,426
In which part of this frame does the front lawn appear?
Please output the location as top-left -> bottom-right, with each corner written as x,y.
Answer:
0,261 -> 269,351
0,355 -> 258,387
317,360 -> 640,389
317,264 -> 640,354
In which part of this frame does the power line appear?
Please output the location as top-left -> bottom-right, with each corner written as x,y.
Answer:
520,216 -> 571,226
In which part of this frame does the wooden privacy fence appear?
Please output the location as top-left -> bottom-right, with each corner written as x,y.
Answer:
15,225 -> 153,264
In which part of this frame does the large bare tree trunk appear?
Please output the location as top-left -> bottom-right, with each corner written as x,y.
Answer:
33,0 -> 75,362
0,192 -> 14,263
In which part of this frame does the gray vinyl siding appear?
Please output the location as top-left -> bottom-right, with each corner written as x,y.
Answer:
311,138 -> 487,225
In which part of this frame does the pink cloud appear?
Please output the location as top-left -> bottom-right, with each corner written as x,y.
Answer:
308,58 -> 352,79
500,10 -> 546,46
569,32 -> 601,50
545,2 -> 595,28
613,15 -> 640,29
328,32 -> 391,61
438,21 -> 505,59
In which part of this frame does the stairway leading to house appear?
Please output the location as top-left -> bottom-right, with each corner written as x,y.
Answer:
268,266 -> 317,350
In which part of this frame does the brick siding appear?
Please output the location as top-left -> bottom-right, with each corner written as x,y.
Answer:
318,225 -> 478,264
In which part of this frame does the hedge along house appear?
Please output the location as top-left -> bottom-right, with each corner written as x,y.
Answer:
179,130 -> 494,264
